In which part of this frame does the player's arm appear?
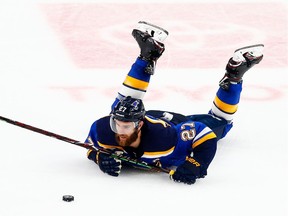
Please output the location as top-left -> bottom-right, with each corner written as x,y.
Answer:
191,137 -> 218,176
171,137 -> 217,185
170,123 -> 217,184
85,121 -> 123,177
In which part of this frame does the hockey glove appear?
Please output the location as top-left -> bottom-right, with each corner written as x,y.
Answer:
170,157 -> 203,185
88,150 -> 122,177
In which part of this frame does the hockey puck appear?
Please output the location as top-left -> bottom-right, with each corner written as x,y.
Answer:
62,195 -> 74,202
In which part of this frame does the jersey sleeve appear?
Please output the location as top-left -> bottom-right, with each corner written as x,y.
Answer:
84,121 -> 98,146
175,121 -> 217,173
85,121 -> 98,160
191,122 -> 217,173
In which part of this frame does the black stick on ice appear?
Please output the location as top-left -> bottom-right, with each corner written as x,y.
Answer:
0,115 -> 170,174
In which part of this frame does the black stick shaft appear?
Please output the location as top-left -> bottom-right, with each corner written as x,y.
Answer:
0,115 -> 92,148
0,115 -> 170,173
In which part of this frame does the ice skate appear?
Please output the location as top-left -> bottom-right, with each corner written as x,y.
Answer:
219,44 -> 264,90
132,21 -> 168,75
135,21 -> 169,43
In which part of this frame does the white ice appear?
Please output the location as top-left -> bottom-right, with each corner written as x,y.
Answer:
0,0 -> 287,216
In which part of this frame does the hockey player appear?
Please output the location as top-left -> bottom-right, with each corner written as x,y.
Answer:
86,22 -> 264,185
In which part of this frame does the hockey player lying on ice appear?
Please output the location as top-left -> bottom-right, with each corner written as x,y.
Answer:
85,21 -> 264,185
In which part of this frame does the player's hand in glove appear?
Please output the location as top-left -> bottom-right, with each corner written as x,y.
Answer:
87,150 -> 122,177
170,157 -> 204,185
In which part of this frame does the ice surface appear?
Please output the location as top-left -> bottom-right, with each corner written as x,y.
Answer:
0,1 -> 287,216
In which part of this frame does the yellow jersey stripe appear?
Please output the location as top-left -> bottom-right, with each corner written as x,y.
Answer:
192,132 -> 216,149
145,116 -> 170,127
214,96 -> 238,114
123,76 -> 149,91
87,149 -> 93,157
142,146 -> 175,158
97,141 -> 124,151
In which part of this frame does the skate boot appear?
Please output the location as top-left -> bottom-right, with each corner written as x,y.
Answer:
219,44 -> 264,90
132,21 -> 168,75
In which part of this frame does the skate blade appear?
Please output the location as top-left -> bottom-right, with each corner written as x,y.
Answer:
233,44 -> 264,62
135,21 -> 169,43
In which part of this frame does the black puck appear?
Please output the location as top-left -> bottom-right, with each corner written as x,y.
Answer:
62,195 -> 74,202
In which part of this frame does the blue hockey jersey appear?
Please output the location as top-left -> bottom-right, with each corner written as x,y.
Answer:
85,113 -> 217,174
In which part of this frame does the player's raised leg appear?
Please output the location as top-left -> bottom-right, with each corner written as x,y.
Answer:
209,44 -> 264,138
112,22 -> 168,110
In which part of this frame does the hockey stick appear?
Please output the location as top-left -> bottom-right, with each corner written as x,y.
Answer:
0,115 -> 170,174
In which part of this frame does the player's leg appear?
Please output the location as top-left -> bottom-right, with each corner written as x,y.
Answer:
111,22 -> 167,110
209,44 -> 264,139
